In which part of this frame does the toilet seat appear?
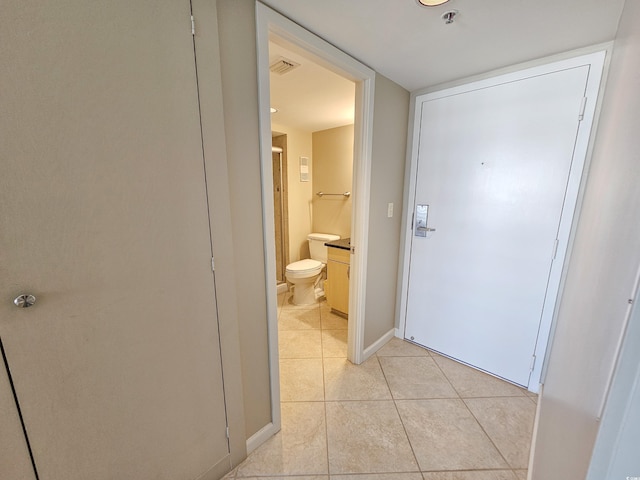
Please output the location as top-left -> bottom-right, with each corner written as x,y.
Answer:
285,259 -> 323,278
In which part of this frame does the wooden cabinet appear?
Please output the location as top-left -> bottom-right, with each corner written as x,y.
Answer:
326,247 -> 350,316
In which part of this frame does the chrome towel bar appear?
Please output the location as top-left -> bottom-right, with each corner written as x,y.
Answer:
316,191 -> 351,198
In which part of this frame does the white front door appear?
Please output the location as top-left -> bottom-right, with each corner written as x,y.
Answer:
0,1 -> 229,478
405,64 -> 591,387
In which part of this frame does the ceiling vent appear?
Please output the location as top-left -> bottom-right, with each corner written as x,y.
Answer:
269,57 -> 301,75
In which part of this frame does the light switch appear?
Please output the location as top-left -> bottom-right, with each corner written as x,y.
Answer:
387,203 -> 394,218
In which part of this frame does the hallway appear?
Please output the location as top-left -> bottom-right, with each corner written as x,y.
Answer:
226,293 -> 537,479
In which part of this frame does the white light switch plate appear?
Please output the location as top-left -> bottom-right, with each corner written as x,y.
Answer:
387,203 -> 394,218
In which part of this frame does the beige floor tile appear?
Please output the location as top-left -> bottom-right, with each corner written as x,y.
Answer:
280,358 -> 324,402
464,397 -> 535,469
333,474 -> 423,480
279,305 -> 321,331
396,399 -> 508,471
324,357 -> 392,401
514,470 -> 528,480
279,330 -> 322,358
326,401 -> 419,474
432,355 -> 527,398
236,402 -> 328,476
422,471 -> 517,480
277,292 -> 287,307
376,338 -> 430,357
379,356 -> 458,399
322,330 -> 348,357
320,303 -> 348,330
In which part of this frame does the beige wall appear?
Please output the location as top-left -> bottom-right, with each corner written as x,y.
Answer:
364,74 -> 410,348
312,125 -> 354,239
532,1 -> 640,478
272,122 -> 314,262
217,0 -> 272,440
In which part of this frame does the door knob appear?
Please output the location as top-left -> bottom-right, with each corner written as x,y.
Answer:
14,294 -> 36,308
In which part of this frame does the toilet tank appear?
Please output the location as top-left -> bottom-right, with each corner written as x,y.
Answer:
308,233 -> 340,264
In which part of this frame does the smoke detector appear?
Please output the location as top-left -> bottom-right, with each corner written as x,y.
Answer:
441,9 -> 459,24
269,57 -> 301,75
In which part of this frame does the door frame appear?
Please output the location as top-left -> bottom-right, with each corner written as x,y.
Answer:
398,50 -> 607,390
254,1 -> 375,449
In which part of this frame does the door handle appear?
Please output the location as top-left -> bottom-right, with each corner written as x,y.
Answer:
415,204 -> 436,237
14,294 -> 36,308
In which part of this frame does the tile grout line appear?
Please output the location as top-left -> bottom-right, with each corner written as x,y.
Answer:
430,354 -> 465,400
377,353 -> 422,474
389,349 -> 468,475
460,397 -> 513,470
319,296 -> 331,476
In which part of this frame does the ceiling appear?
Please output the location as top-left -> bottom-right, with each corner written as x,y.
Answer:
269,42 -> 355,132
262,0 -> 625,92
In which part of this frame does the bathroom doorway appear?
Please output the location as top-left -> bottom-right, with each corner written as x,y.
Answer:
272,134 -> 289,286
256,2 -> 376,446
267,38 -> 356,300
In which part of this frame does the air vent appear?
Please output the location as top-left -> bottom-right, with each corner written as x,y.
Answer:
269,57 -> 301,75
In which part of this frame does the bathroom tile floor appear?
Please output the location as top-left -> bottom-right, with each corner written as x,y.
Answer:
225,292 -> 537,480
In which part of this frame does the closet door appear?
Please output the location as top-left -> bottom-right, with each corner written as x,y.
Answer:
0,1 -> 229,479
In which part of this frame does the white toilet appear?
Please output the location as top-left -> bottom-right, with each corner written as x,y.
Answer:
285,233 -> 340,305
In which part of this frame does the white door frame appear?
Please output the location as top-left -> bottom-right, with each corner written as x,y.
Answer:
398,50 -> 606,391
253,1 -> 375,449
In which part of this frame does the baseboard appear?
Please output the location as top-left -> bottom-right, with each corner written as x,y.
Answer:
194,455 -> 232,480
362,328 -> 396,362
394,327 -> 403,338
526,383 -> 543,480
276,283 -> 289,294
246,421 -> 279,455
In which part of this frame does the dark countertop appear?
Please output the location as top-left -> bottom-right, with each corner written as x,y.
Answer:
325,238 -> 350,251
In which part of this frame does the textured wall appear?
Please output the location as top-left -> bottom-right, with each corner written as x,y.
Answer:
532,1 -> 640,478
312,125 -> 354,239
364,74 -> 410,348
272,123 -> 314,262
217,0 -> 272,439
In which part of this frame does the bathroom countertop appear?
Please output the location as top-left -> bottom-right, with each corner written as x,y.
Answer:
325,238 -> 350,251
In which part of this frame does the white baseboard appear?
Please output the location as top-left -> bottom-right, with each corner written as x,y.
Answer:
362,328 -> 396,362
246,422 -> 279,454
194,455 -> 231,480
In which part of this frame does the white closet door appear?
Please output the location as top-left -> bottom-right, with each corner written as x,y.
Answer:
0,1 -> 229,479
405,65 -> 589,387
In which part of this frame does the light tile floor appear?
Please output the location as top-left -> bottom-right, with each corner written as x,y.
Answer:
225,292 -> 537,480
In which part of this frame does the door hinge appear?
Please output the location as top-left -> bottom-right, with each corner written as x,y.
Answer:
191,15 -> 195,35
552,238 -> 559,261
211,257 -> 215,272
411,212 -> 415,230
350,245 -> 355,254
529,355 -> 537,372
225,426 -> 229,439
578,97 -> 587,121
